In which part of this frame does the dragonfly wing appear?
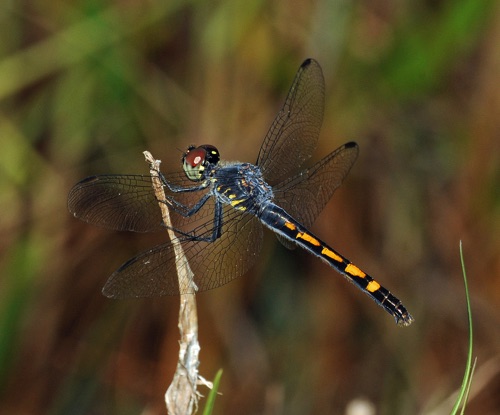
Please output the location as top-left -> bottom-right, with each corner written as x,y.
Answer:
186,206 -> 263,292
272,142 -> 359,231
257,59 -> 325,185
102,204 -> 263,297
68,171 -> 216,233
68,174 -> 165,232
102,241 -> 181,297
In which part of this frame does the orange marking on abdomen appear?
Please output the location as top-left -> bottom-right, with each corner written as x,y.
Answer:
321,247 -> 343,262
345,263 -> 366,278
366,280 -> 381,292
297,232 -> 321,246
284,221 -> 296,231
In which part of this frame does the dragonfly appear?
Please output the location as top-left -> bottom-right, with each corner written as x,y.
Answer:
68,59 -> 413,326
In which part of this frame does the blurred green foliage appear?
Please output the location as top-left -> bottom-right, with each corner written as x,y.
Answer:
0,0 -> 499,414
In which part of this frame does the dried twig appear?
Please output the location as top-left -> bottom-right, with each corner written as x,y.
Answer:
143,151 -> 206,415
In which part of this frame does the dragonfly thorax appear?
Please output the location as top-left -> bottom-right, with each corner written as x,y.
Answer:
214,163 -> 274,212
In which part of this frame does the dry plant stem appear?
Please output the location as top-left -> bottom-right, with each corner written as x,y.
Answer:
143,151 -> 201,415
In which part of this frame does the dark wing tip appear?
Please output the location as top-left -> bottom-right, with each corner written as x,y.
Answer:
77,175 -> 100,184
301,58 -> 318,69
67,176 -> 100,213
344,141 -> 358,149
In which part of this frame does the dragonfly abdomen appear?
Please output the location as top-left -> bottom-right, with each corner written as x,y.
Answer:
260,204 -> 414,326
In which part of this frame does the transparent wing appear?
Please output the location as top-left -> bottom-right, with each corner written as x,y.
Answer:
68,174 -> 165,232
67,171 -> 217,233
272,142 -> 359,242
256,59 -> 325,185
102,205 -> 263,297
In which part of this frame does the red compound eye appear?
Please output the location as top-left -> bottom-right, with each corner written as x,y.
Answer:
184,147 -> 206,167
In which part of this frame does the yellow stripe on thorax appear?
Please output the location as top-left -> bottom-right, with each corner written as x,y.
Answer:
230,198 -> 244,206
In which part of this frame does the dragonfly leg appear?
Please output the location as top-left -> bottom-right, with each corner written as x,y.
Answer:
161,192 -> 212,217
170,198 -> 223,243
157,170 -> 210,193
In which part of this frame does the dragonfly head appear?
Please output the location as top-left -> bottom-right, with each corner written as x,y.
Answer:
182,144 -> 220,181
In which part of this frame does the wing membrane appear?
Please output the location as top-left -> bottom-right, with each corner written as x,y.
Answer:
257,59 -> 325,185
102,205 -> 262,297
273,142 -> 359,230
68,171 -> 215,233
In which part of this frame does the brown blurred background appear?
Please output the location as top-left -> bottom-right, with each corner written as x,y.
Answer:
0,1 -> 499,414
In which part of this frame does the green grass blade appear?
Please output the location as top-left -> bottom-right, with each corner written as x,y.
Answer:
450,241 -> 475,414
459,358 -> 477,415
202,369 -> 223,415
